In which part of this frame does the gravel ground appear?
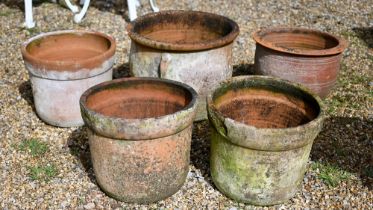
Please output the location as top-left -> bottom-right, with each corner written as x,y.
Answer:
0,0 -> 372,209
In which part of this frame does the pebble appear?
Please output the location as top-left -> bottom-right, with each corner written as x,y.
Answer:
83,203 -> 95,209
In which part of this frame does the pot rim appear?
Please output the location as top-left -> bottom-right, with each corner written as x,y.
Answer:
127,10 -> 240,51
207,76 -> 325,151
80,77 -> 198,140
252,27 -> 347,56
21,30 -> 116,71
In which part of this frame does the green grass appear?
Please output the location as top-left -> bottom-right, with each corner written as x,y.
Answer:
312,162 -> 352,187
368,89 -> 373,97
337,63 -> 368,87
326,98 -> 342,114
363,166 -> 373,178
78,196 -> 85,205
70,147 -> 80,156
367,53 -> 373,62
340,30 -> 355,39
18,139 -> 57,181
18,138 -> 48,157
24,27 -> 40,36
29,164 -> 58,181
0,11 -> 11,17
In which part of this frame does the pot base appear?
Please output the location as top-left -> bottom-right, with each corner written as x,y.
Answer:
31,69 -> 112,127
210,128 -> 312,205
89,127 -> 192,204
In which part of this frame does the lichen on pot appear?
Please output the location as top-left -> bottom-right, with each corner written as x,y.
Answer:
253,27 -> 348,98
207,76 -> 324,205
21,30 -> 116,127
127,10 -> 239,121
80,77 -> 198,203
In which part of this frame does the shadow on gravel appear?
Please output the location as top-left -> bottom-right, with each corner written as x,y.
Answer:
311,116 -> 373,189
0,0 -> 57,10
67,127 -> 96,184
113,62 -> 256,80
89,0 -> 130,21
0,0 -> 24,9
113,62 -> 130,79
232,63 -> 255,77
190,120 -> 215,187
353,27 -> 373,49
18,80 -> 37,113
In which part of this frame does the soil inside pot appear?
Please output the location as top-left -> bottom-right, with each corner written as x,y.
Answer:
213,88 -> 320,129
133,13 -> 233,44
258,30 -> 339,51
143,29 -> 223,44
86,82 -> 193,119
26,33 -> 111,63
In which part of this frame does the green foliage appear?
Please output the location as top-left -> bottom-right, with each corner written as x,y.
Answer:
18,138 -> 48,157
312,162 -> 352,187
29,164 -> 58,181
24,27 -> 40,36
0,11 -> 11,17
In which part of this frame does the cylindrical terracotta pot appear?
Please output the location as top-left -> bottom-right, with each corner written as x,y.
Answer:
253,27 -> 347,98
127,10 -> 239,121
21,30 -> 116,127
207,76 -> 324,205
80,77 -> 197,203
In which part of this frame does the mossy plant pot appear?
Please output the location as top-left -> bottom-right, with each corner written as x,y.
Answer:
127,10 -> 239,121
21,30 -> 116,127
253,27 -> 347,98
80,77 -> 197,203
207,76 -> 324,205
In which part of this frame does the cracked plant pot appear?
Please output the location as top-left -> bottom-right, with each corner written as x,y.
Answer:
207,76 -> 324,205
80,77 -> 197,203
253,27 -> 347,98
127,10 -> 239,121
21,30 -> 116,127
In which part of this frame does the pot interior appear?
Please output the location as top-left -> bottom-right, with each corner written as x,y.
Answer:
212,80 -> 320,129
133,12 -> 234,44
258,29 -> 339,51
26,33 -> 111,62
85,80 -> 193,119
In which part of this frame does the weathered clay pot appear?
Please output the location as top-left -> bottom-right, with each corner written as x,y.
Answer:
207,76 -> 324,205
253,27 -> 347,98
80,77 -> 197,203
127,10 -> 239,121
21,30 -> 116,127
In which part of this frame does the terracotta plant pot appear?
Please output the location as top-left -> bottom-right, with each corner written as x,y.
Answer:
21,30 -> 116,127
80,77 -> 197,203
127,10 -> 239,121
253,27 -> 347,98
207,76 -> 324,205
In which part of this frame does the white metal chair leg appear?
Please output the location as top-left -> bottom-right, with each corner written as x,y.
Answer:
24,0 -> 35,28
149,0 -> 159,12
127,0 -> 137,21
62,0 -> 79,13
74,0 -> 90,23
135,0 -> 141,7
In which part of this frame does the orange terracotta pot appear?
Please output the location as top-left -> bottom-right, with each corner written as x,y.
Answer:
80,77 -> 198,203
253,27 -> 347,98
21,30 -> 116,127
